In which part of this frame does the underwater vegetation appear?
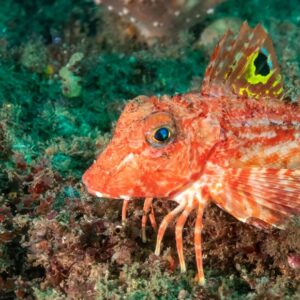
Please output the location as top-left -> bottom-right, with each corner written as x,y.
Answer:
0,0 -> 299,299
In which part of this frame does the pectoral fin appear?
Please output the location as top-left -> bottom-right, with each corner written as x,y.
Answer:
209,168 -> 300,228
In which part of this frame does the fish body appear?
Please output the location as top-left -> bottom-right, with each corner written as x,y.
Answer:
96,0 -> 224,41
82,23 -> 300,284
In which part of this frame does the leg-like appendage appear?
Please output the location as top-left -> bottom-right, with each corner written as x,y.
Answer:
149,204 -> 157,231
141,197 -> 156,242
155,199 -> 188,256
175,199 -> 197,272
194,202 -> 205,285
122,199 -> 130,226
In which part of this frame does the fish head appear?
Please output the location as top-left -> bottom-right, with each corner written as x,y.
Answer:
82,94 -> 221,199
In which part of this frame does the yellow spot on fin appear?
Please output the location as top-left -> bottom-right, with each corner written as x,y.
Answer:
201,22 -> 284,100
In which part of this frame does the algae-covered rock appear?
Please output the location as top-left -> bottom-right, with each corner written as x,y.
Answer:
196,17 -> 243,54
20,40 -> 47,73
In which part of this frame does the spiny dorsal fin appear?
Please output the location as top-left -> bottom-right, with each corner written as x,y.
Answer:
201,22 -> 284,100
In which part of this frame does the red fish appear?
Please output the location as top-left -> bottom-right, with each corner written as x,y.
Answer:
82,22 -> 300,284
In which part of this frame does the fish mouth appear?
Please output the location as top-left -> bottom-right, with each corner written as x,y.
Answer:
83,184 -> 129,200
82,172 -> 131,200
81,171 -> 107,198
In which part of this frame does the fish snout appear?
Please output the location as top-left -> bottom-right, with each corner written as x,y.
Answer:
82,164 -> 110,197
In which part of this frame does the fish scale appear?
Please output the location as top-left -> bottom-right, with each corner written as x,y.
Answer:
218,99 -> 300,169
82,22 -> 300,285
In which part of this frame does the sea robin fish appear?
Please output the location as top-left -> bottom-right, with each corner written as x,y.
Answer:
82,23 -> 300,284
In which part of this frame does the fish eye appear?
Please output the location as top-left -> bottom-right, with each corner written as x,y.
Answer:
144,111 -> 176,148
153,127 -> 171,143
148,126 -> 173,147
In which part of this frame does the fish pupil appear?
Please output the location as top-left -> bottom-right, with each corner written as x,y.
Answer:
154,127 -> 170,142
254,51 -> 270,76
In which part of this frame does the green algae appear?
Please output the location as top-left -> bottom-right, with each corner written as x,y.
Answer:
214,0 -> 300,25
33,287 -> 65,300
96,263 -> 193,300
59,52 -> 84,98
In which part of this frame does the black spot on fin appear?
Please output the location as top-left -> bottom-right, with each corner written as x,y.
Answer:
254,51 -> 270,76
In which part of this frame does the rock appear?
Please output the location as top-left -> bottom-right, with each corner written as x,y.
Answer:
196,17 -> 243,54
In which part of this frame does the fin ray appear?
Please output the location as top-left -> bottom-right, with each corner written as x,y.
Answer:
209,168 -> 300,228
201,22 -> 284,100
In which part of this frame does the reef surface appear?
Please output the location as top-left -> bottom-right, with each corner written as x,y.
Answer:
0,0 -> 299,299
